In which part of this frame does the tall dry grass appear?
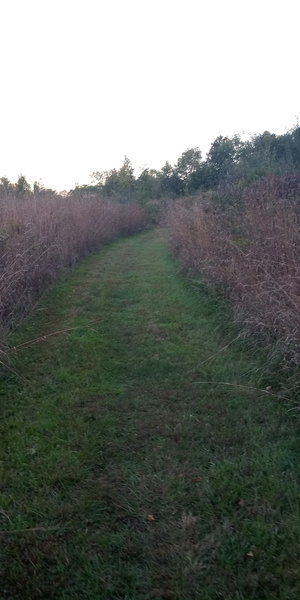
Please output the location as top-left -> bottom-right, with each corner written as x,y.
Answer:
167,174 -> 300,362
0,193 -> 146,337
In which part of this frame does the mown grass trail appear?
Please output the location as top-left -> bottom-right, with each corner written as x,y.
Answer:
1,230 -> 300,599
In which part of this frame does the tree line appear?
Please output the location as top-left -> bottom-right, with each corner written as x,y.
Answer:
72,125 -> 300,204
0,176 -> 57,198
1,125 -> 299,202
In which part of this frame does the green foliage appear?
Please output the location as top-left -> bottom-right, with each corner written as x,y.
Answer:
2,231 -> 300,599
32,180 -> 47,196
206,135 -> 241,185
0,177 -> 14,196
160,161 -> 182,197
1,124 -> 300,207
135,168 -> 161,204
290,125 -> 300,166
0,177 -> 57,199
90,156 -> 135,203
175,147 -> 202,192
15,174 -> 31,197
1,124 -> 299,210
67,123 -> 300,211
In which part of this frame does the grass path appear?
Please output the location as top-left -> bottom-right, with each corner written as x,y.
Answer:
1,230 -> 300,599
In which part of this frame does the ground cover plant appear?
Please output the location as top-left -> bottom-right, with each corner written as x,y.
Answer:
0,191 -> 146,338
167,173 -> 300,367
2,231 -> 300,599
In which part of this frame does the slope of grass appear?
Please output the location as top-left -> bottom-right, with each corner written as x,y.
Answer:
1,230 -> 300,599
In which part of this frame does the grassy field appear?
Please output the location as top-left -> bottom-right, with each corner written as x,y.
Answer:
1,230 -> 300,599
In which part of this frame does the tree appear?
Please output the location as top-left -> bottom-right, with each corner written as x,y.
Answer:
290,126 -> 300,167
15,175 -> 31,197
0,177 -> 14,196
117,156 -> 135,202
175,147 -> 202,193
160,161 -> 182,197
33,180 -> 45,196
207,135 -> 240,185
93,157 -> 136,202
90,171 -> 107,186
135,169 -> 161,203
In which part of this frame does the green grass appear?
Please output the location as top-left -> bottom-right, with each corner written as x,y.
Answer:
1,230 -> 300,599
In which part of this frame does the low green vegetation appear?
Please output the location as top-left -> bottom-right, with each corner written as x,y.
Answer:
1,231 -> 300,599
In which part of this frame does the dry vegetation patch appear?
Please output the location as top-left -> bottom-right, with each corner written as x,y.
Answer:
0,192 -> 146,339
167,174 -> 300,365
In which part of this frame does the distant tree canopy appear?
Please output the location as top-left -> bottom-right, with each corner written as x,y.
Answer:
3,124 -> 300,205
0,175 -> 57,199
71,125 -> 300,206
90,156 -> 135,202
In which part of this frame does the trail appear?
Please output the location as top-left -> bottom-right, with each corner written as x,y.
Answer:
2,230 -> 300,600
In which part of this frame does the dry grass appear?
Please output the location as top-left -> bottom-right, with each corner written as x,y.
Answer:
0,192 -> 146,338
167,174 -> 300,362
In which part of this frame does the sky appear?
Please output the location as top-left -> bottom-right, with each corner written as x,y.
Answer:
0,0 -> 299,191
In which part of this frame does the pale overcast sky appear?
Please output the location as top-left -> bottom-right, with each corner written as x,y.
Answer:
0,0 -> 299,191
